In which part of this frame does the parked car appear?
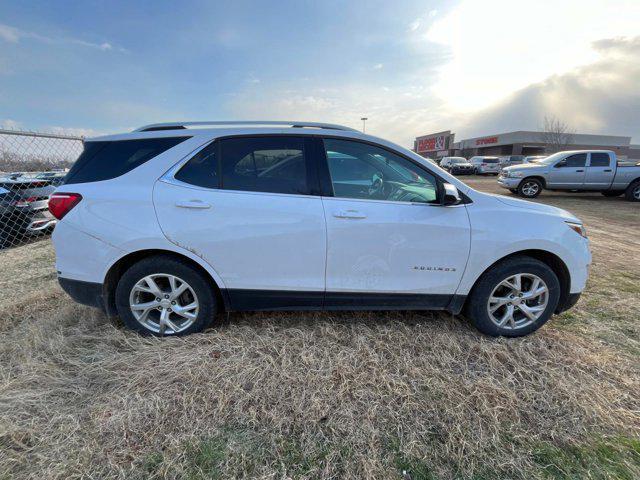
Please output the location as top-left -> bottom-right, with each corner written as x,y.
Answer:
498,150 -> 640,200
440,157 -> 475,175
0,178 -> 58,235
35,171 -> 67,186
523,155 -> 547,164
469,156 -> 501,175
499,155 -> 525,167
51,120 -> 591,338
0,186 -> 34,248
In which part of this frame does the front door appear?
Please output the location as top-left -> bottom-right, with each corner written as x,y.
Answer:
319,138 -> 471,308
547,153 -> 587,188
154,135 -> 327,309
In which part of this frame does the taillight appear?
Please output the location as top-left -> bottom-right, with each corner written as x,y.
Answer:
48,193 -> 82,220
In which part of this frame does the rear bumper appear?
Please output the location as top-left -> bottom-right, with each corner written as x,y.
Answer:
58,277 -> 105,311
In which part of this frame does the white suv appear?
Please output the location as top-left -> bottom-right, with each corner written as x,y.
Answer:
50,121 -> 591,337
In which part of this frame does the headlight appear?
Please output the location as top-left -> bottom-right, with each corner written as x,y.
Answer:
509,171 -> 525,178
566,221 -> 587,238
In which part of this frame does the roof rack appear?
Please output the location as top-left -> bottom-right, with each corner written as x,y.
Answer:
134,121 -> 359,133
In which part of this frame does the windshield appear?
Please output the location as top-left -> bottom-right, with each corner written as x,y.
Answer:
450,157 -> 467,164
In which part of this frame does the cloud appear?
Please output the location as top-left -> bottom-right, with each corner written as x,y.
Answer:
373,63 -> 383,70
46,126 -> 101,138
1,119 -> 22,130
408,19 -> 421,32
226,35 -> 640,147
0,23 -> 124,52
458,36 -> 640,140
0,24 -> 20,43
425,0 -> 640,112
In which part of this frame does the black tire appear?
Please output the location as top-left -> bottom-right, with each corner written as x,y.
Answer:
624,180 -> 640,202
601,190 -> 624,197
115,255 -> 217,336
517,178 -> 543,198
464,256 -> 561,337
509,189 -> 518,194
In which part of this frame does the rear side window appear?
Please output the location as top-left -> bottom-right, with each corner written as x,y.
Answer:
174,142 -> 218,188
220,136 -> 310,195
590,153 -> 610,167
64,137 -> 190,185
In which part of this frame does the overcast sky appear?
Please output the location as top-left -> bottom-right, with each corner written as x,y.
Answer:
1,0 -> 639,146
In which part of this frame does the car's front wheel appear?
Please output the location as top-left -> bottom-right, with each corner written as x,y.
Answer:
465,256 -> 560,337
518,178 -> 543,198
115,256 -> 217,336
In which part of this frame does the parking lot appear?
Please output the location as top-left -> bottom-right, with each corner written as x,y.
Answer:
0,175 -> 638,479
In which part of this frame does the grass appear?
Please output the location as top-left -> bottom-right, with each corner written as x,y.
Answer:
533,436 -> 640,480
0,178 -> 638,479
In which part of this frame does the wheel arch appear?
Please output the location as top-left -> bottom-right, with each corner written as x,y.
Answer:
464,249 -> 571,314
521,175 -> 547,188
102,249 -> 230,316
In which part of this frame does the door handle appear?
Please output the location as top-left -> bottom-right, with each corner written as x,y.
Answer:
175,200 -> 211,209
575,169 -> 584,172
604,169 -> 612,172
333,209 -> 367,219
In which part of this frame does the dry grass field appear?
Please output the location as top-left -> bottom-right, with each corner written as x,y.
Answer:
0,177 -> 638,479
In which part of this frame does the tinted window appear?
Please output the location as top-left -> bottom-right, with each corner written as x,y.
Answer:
64,137 -> 190,185
559,153 -> 587,168
590,153 -> 610,167
324,139 -> 438,204
175,142 -> 218,188
220,136 -> 309,195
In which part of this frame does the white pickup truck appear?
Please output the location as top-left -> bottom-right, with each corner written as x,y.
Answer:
498,150 -> 640,201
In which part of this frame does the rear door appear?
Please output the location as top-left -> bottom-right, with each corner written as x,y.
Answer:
319,137 -> 470,308
154,135 -> 327,309
547,153 -> 587,188
584,152 -> 615,189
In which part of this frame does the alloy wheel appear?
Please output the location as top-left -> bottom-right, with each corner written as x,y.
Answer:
487,273 -> 549,330
634,185 -> 640,200
521,181 -> 539,196
129,274 -> 199,334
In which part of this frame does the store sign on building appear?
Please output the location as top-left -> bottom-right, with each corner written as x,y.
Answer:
417,134 -> 447,153
475,136 -> 499,146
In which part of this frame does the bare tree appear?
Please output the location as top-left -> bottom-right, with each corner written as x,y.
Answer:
539,116 -> 575,153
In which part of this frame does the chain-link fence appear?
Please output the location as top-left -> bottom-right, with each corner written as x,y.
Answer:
0,128 -> 84,251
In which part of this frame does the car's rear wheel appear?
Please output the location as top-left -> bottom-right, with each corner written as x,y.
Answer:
518,178 -> 542,198
465,256 -> 560,337
601,190 -> 624,197
624,180 -> 640,202
115,256 -> 216,336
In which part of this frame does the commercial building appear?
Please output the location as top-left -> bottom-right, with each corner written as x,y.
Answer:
414,130 -> 635,160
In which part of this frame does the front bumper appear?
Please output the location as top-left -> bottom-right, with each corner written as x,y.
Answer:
497,176 -> 522,189
451,168 -> 475,175
555,292 -> 581,314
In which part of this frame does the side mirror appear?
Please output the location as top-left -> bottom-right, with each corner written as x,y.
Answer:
442,183 -> 462,206
555,160 -> 566,168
